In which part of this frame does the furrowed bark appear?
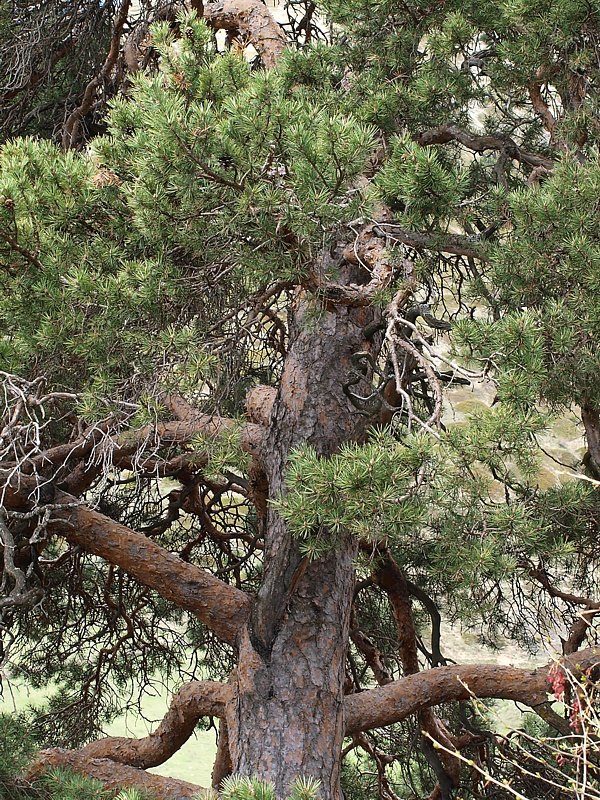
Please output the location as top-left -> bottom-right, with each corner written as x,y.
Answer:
227,279 -> 383,800
77,681 -> 228,768
26,750 -> 204,799
344,647 -> 600,733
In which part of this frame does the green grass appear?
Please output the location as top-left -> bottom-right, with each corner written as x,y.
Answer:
0,680 -> 217,788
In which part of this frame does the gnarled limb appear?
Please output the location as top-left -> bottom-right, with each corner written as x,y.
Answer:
245,385 -> 276,427
212,718 -> 233,790
344,647 -> 600,734
26,750 -> 204,799
1,469 -> 251,644
306,223 -> 407,306
203,0 -> 287,69
79,680 -> 229,767
415,123 -> 554,170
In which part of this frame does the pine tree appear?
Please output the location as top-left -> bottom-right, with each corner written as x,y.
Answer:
1,2 -> 599,799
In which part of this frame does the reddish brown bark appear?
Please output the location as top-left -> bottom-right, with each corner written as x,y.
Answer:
51,494 -> 251,645
26,750 -> 203,799
582,402 -> 600,478
225,287 -> 382,800
78,681 -> 229,767
211,719 -> 233,790
344,647 -> 600,733
374,552 -> 460,798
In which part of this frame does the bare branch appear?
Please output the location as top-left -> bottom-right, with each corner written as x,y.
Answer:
62,0 -> 132,149
415,123 -> 554,170
344,648 -> 600,734
79,680 -> 229,767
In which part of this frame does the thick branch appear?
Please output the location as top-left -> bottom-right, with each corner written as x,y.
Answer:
1,470 -> 251,644
344,648 -> 600,733
50,492 -> 252,645
203,0 -> 287,69
79,680 -> 229,767
415,123 -> 553,170
245,385 -> 276,427
26,751 -> 202,799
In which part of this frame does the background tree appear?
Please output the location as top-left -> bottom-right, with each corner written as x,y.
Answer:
1,1 -> 599,799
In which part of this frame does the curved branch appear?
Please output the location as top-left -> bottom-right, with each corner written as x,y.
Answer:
26,750 -> 202,799
374,222 -> 488,261
415,123 -> 554,170
62,0 -> 132,149
203,0 -> 287,69
344,647 -> 600,734
79,680 -> 229,767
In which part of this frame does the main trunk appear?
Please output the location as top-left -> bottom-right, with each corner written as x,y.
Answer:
225,292 -> 379,800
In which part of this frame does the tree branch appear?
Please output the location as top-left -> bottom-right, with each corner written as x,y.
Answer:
373,222 -> 489,261
26,750 -> 202,799
62,0 -> 132,149
203,0 -> 287,69
78,680 -> 229,767
50,491 -> 252,645
344,648 -> 600,734
415,123 -> 554,170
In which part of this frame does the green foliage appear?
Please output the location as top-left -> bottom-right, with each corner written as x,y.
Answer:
455,154 -> 600,409
2,1 -> 600,797
0,713 -> 36,799
0,715 -> 153,800
374,134 -> 469,225
218,775 -> 320,800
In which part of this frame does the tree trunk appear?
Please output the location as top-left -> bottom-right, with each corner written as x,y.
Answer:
226,290 -> 380,800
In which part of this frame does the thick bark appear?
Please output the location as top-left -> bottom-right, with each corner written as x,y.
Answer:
203,0 -> 287,69
226,289 -> 382,800
344,646 -> 600,733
